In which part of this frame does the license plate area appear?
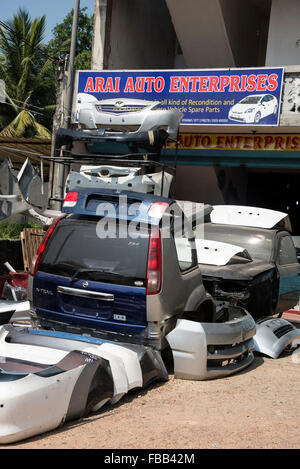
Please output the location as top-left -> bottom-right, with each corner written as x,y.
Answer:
57,285 -> 114,319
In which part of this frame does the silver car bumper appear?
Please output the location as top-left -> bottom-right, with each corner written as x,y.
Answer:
253,317 -> 300,358
79,108 -> 182,140
166,309 -> 256,380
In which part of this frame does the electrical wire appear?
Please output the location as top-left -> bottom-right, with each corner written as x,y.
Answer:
2,100 -> 47,117
10,98 -> 46,112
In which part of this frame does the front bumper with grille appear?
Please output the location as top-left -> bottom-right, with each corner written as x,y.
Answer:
166,306 -> 256,380
253,317 -> 300,358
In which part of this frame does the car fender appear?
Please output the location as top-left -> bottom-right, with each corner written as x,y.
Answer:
184,284 -> 214,314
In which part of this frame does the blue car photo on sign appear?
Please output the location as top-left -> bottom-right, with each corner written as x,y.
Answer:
75,68 -> 284,126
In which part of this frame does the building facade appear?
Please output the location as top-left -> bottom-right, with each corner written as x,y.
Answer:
88,0 -> 300,233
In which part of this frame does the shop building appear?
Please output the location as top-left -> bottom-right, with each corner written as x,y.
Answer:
80,0 -> 300,232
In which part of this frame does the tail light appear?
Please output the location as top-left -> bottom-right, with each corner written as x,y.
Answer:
148,201 -> 169,218
146,228 -> 162,295
29,217 -> 63,277
63,191 -> 78,208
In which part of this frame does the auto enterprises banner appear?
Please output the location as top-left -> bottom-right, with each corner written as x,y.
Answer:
167,134 -> 300,151
76,68 -> 284,126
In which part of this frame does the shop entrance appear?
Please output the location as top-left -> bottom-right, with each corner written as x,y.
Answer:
247,170 -> 300,234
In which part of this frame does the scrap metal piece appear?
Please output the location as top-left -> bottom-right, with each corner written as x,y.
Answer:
0,158 -> 29,221
66,167 -> 173,197
253,317 -> 300,358
17,158 -> 48,210
55,127 -> 170,155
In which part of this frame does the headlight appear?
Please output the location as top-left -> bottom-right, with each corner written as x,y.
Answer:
245,108 -> 255,113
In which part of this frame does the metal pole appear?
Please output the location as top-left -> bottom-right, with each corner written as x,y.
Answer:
49,0 -> 80,211
65,0 -> 80,128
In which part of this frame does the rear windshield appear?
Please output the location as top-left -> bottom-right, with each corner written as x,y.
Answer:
203,224 -> 274,262
240,96 -> 261,104
39,218 -> 149,286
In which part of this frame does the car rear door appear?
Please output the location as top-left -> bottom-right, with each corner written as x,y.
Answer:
33,217 -> 149,336
275,233 -> 300,312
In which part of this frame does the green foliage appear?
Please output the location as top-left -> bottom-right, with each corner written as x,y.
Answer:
0,109 -> 51,138
0,222 -> 41,239
0,6 -> 94,137
47,7 -> 93,70
0,8 -> 56,136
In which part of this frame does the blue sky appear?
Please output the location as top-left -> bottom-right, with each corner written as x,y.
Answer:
1,0 -> 94,43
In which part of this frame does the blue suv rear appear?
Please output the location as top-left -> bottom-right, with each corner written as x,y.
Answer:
28,188 -> 214,350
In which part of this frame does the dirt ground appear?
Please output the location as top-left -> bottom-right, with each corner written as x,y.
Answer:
2,342 -> 300,450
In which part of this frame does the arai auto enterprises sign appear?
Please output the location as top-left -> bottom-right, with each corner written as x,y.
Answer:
167,134 -> 300,151
76,67 -> 284,126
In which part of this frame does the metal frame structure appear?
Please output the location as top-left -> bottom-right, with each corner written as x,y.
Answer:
40,127 -> 179,208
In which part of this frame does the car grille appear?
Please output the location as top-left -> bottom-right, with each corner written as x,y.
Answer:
95,104 -> 148,115
273,323 -> 295,338
230,115 -> 245,121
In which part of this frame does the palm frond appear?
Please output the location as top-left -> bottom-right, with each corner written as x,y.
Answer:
0,109 -> 51,138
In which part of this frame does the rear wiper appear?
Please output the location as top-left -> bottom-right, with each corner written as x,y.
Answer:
70,268 -> 117,282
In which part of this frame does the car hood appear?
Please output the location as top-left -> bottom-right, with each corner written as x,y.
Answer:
210,205 -> 290,230
231,103 -> 257,113
195,239 -> 251,266
199,258 -> 275,281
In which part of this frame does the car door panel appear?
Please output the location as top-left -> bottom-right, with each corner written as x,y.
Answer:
276,234 -> 300,312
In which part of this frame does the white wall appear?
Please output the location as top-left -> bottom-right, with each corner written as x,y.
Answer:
266,0 -> 300,66
106,0 -> 176,70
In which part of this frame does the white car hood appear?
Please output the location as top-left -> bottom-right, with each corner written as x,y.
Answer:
211,205 -> 289,229
195,239 -> 250,266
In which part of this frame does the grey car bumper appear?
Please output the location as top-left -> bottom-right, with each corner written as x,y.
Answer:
253,317 -> 300,358
166,310 -> 256,380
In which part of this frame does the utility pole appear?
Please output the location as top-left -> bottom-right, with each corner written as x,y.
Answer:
65,0 -> 80,128
49,0 -> 80,210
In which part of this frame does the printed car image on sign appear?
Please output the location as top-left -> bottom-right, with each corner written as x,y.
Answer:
228,94 -> 278,124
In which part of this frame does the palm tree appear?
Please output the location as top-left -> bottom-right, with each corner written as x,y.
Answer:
0,9 -> 54,138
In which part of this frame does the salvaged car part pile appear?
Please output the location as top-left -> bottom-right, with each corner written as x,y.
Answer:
0,99 -> 299,444
0,325 -> 168,444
